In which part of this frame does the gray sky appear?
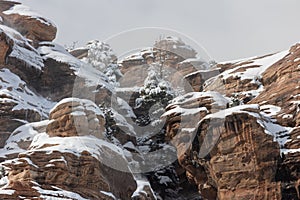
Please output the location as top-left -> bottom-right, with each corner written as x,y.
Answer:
22,0 -> 300,62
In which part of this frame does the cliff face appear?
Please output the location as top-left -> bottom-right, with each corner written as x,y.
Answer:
166,43 -> 299,199
1,98 -> 137,200
165,101 -> 282,199
0,1 -> 300,200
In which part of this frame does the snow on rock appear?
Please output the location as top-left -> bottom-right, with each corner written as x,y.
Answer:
0,1 -> 57,42
131,178 -> 156,200
154,36 -> 197,59
38,42 -> 113,90
258,120 -> 292,149
3,4 -> 56,27
162,106 -> 208,118
111,108 -> 136,136
0,189 -> 15,195
0,120 -> 50,158
221,50 -> 289,81
294,58 -> 300,62
204,50 -> 290,103
170,91 -> 230,108
179,58 -> 210,69
0,68 -> 55,117
100,191 -> 116,199
47,98 -> 106,138
114,97 -> 136,118
260,104 -> 281,118
119,47 -> 155,64
203,104 -> 293,154
33,185 -> 89,200
80,40 -> 117,71
121,52 -> 144,63
49,97 -> 104,117
202,104 -> 260,120
0,25 -> 44,70
28,133 -> 130,172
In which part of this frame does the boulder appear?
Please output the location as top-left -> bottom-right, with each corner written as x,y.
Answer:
47,98 -> 105,138
0,2 -> 57,44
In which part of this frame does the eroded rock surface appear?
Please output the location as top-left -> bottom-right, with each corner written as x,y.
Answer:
0,1 -> 57,44
1,1 -> 300,199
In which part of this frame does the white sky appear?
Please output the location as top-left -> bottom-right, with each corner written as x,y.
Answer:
21,0 -> 300,62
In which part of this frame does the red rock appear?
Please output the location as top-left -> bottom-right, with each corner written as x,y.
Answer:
0,31 -> 12,64
47,98 -> 105,138
0,2 -> 57,44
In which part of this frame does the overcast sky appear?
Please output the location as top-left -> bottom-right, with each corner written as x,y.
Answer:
22,0 -> 300,62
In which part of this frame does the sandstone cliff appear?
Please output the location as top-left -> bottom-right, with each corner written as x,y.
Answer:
0,1 -> 300,200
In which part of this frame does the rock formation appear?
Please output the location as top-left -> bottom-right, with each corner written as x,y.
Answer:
0,1 -> 57,45
0,1 -> 300,200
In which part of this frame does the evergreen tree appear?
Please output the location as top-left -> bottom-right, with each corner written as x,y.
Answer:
135,64 -> 174,126
83,40 -> 117,72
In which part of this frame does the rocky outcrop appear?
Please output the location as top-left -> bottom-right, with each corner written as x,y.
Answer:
0,68 -> 54,148
154,36 -> 197,65
162,45 -> 300,199
165,101 -> 281,199
0,24 -> 44,85
251,43 -> 300,127
37,42 -> 114,105
205,51 -> 289,104
47,98 -> 105,138
2,150 -> 136,200
0,98 -> 137,200
184,68 -> 220,92
0,1 -> 57,44
1,1 -> 300,199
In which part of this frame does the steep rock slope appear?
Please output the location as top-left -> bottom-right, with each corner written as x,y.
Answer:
171,43 -> 300,199
0,2 -> 150,199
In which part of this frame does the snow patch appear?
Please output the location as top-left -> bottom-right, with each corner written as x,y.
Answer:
116,97 -> 136,118
0,189 -> 15,195
49,156 -> 67,165
203,104 -> 260,120
3,4 -> 56,27
171,91 -> 229,108
50,97 -> 104,117
294,58 -> 300,62
221,50 -> 289,81
0,121 -> 49,157
260,105 -> 281,118
0,68 -> 55,117
33,185 -> 88,200
132,179 -> 156,199
162,106 -> 207,118
29,133 -> 127,164
159,176 -> 173,186
0,25 -> 44,70
100,191 -> 116,199
38,42 -> 113,89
